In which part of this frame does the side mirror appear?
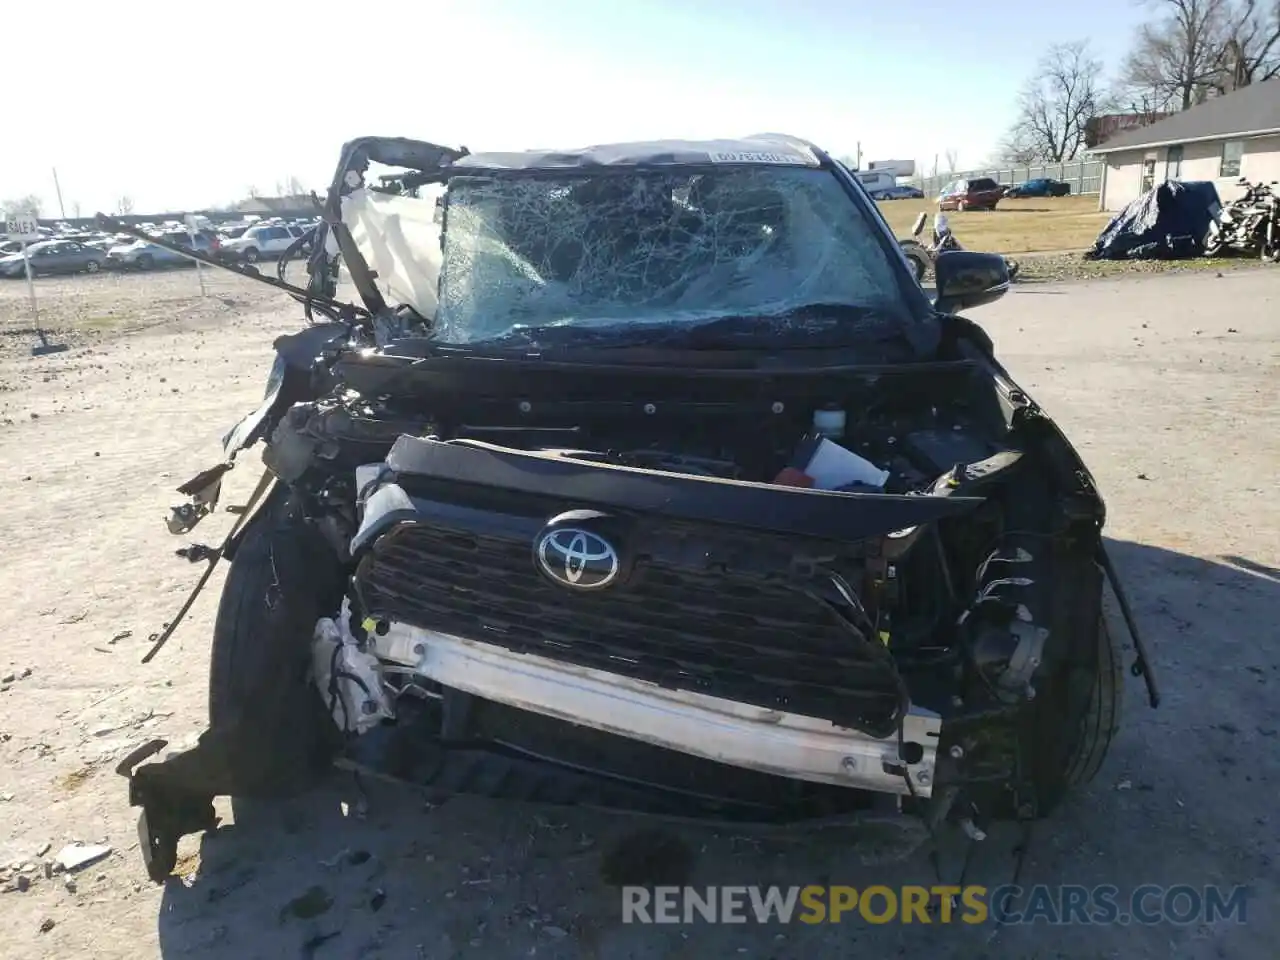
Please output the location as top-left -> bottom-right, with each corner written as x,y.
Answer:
933,250 -> 1009,313
910,212 -> 927,237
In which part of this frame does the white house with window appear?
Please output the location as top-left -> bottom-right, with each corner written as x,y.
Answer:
1090,79 -> 1280,211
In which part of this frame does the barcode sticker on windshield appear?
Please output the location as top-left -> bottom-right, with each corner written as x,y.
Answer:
708,151 -> 811,165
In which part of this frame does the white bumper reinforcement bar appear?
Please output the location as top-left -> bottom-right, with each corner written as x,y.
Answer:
375,624 -> 940,798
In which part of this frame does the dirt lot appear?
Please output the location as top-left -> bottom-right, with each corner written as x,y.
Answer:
1,267 -> 1278,959
876,195 -> 1110,254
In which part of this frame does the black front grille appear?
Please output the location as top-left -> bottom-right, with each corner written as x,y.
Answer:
357,521 -> 902,731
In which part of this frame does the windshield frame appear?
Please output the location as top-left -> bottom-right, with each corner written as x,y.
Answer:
429,160 -> 934,347
314,136 -> 938,355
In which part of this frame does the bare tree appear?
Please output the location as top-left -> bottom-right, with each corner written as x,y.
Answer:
71,200 -> 82,219
1,195 -> 42,218
284,174 -> 305,196
247,185 -> 262,199
1122,0 -> 1233,109
944,149 -> 959,174
1217,0 -> 1280,88
115,195 -> 135,216
1003,41 -> 1108,163
1119,1 -> 1278,109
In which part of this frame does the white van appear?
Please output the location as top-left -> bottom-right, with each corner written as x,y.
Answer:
852,170 -> 896,197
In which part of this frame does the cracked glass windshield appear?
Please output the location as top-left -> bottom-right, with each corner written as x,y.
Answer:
432,166 -> 913,345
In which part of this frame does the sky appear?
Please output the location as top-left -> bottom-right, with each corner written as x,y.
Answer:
5,0 -> 1152,217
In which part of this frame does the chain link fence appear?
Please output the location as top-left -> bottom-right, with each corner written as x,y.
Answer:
918,160 -> 1102,198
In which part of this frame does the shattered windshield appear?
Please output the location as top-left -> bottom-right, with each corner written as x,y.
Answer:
432,167 -> 914,346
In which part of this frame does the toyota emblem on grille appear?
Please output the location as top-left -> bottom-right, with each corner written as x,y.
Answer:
536,528 -> 620,590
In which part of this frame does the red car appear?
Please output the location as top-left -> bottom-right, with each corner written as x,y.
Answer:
936,177 -> 1005,211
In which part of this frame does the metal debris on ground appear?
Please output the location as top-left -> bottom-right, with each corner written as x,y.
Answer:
54,843 -> 112,872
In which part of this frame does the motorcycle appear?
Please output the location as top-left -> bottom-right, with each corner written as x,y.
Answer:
899,212 -> 1020,284
1205,178 -> 1280,261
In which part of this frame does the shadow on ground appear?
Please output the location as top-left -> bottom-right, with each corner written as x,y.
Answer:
154,537 -> 1279,960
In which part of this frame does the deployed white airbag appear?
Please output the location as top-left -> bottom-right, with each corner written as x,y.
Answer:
342,186 -> 445,319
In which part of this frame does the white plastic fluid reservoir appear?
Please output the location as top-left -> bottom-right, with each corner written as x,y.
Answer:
812,407 -> 847,438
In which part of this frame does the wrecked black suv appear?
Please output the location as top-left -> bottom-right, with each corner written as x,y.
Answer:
114,135 -> 1157,882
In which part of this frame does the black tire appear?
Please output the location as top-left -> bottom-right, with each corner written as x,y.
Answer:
902,248 -> 928,284
1030,613 -> 1123,816
137,253 -> 154,271
86,259 -> 100,274
1061,615 -> 1123,787
243,246 -> 260,263
208,488 -> 346,798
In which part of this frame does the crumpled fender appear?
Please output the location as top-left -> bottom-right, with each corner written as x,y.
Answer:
221,322 -> 348,459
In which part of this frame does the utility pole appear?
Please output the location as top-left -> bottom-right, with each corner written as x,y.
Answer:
51,167 -> 66,219
855,141 -> 862,170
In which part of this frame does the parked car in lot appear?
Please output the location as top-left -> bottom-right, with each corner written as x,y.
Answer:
1005,178 -> 1072,198
937,177 -> 1005,211
0,239 -> 106,277
218,222 -> 309,262
876,185 -> 925,200
107,230 -> 219,270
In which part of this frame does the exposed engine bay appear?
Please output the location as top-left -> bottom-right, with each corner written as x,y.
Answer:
266,363 -> 1063,814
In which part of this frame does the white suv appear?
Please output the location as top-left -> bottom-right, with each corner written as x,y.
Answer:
219,223 -> 309,263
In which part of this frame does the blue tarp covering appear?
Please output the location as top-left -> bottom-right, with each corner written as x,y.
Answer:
1085,180 -> 1221,260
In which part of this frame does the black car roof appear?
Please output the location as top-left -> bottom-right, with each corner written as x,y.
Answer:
451,135 -> 823,172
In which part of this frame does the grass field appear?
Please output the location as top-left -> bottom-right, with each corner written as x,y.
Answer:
876,194 -> 1111,255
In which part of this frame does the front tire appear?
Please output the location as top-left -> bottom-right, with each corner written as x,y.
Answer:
136,253 -> 154,271
1028,613 -> 1123,816
208,489 -> 345,798
243,247 -> 260,263
898,241 -> 929,283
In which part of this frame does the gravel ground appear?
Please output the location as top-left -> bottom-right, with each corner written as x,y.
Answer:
0,266 -> 1277,959
1015,252 -> 1276,283
0,266 -> 286,360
